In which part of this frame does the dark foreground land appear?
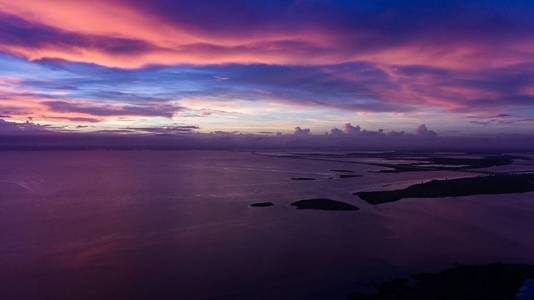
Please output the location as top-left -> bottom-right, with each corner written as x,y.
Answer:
348,263 -> 534,300
356,173 -> 534,205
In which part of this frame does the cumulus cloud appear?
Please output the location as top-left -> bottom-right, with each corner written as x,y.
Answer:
343,123 -> 362,134
294,126 -> 311,135
416,124 -> 437,137
0,118 -> 50,134
330,127 -> 343,135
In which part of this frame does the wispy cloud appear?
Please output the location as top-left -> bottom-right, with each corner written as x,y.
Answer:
43,100 -> 180,118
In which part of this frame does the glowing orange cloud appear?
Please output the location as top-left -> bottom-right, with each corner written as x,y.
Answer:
2,0 -> 532,69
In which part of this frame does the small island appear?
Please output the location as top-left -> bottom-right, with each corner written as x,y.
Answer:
250,202 -> 274,207
291,198 -> 359,211
291,177 -> 317,181
339,174 -> 363,179
330,169 -> 355,173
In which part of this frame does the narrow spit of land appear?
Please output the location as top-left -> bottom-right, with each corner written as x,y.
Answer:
254,151 -> 529,174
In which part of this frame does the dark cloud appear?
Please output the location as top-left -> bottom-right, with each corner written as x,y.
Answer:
463,95 -> 534,111
43,101 -> 179,118
127,125 -> 199,135
44,116 -> 101,123
211,130 -> 241,135
0,118 -> 50,134
208,63 -> 406,112
330,123 -> 363,135
490,114 -> 513,118
330,127 -> 343,135
343,123 -> 362,135
124,0 -> 534,48
416,124 -> 437,137
294,127 -> 311,135
326,124 -> 436,140
470,115 -> 534,126
0,12 -> 160,55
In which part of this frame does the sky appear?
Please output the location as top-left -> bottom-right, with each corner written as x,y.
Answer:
1,0 -> 534,143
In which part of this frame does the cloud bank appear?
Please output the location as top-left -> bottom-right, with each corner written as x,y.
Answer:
2,119 -> 533,151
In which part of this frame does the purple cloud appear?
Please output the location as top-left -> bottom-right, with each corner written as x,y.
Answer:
294,127 -> 311,135
416,124 -> 437,138
127,125 -> 199,135
0,12 -> 160,56
0,118 -> 50,134
343,123 -> 362,135
44,101 -> 179,118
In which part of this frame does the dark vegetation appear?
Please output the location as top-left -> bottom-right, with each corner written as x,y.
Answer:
257,151 -> 529,174
348,263 -> 534,300
291,198 -> 359,211
356,173 -> 534,204
330,169 -> 355,173
250,202 -> 274,207
374,155 -> 522,173
339,174 -> 363,179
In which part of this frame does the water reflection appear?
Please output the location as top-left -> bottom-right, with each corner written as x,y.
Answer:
1,151 -> 533,299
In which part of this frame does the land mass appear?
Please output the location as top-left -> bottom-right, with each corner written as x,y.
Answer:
374,155 -> 522,173
255,152 -> 528,174
250,202 -> 274,207
339,174 -> 363,179
291,198 -> 359,211
355,173 -> 534,205
291,177 -> 317,181
330,169 -> 355,173
348,263 -> 534,300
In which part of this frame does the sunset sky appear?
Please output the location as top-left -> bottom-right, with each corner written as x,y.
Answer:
1,0 -> 534,137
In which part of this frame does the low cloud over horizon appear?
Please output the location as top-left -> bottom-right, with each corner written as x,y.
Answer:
2,118 -> 533,151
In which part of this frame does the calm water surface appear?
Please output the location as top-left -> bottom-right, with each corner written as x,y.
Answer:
1,151 -> 534,299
